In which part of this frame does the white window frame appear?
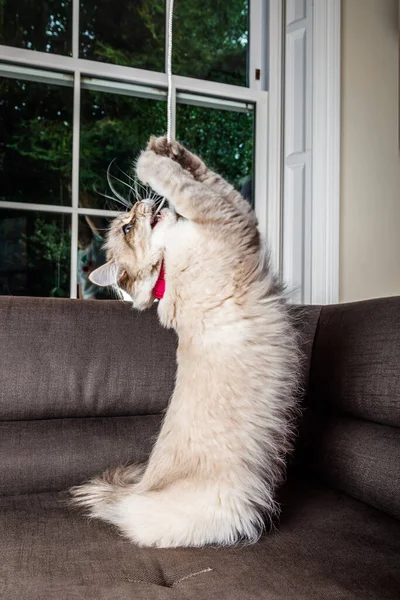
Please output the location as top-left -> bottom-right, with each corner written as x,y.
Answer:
0,0 -> 272,299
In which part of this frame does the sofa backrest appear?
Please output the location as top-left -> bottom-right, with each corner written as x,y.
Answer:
1,294 -> 399,523
0,297 -> 320,496
0,297 -> 177,420
0,297 -> 176,495
307,297 -> 400,520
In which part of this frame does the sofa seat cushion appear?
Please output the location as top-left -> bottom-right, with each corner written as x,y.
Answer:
1,478 -> 399,600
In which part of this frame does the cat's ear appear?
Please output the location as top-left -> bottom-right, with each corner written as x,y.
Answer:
89,261 -> 124,287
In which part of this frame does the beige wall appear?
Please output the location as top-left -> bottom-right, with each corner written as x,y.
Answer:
340,0 -> 400,302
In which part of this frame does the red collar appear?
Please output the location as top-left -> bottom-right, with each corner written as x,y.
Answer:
153,262 -> 165,299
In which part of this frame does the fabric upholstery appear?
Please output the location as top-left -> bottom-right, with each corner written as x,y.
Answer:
0,299 -> 321,497
304,297 -> 400,518
288,305 -> 322,396
310,416 -> 400,520
1,295 -> 400,599
0,297 -> 177,420
310,296 -> 400,427
0,478 -> 399,600
0,415 -> 162,496
0,299 -> 320,423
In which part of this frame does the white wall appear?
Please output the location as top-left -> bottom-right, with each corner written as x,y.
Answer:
340,0 -> 400,302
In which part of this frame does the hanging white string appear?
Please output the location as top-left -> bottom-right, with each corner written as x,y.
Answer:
153,0 -> 175,218
107,4 -> 175,216
166,0 -> 175,143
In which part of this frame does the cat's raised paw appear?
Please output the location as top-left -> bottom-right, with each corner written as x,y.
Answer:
136,148 -> 180,195
136,149 -> 162,186
147,136 -> 184,161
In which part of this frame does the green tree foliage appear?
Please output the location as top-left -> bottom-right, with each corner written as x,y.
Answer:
0,0 -> 248,83
80,0 -> 165,72
79,92 -> 167,207
0,211 -> 70,297
0,78 -> 72,207
178,104 -> 253,190
0,0 -> 72,55
171,0 -> 248,86
80,0 -> 248,85
20,217 -> 71,296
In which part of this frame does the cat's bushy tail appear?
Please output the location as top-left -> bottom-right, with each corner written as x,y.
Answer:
70,463 -> 145,506
70,469 -> 266,548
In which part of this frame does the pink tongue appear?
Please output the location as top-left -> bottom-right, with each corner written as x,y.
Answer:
153,263 -> 165,299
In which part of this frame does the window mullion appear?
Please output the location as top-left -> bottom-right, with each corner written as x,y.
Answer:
0,202 -> 73,214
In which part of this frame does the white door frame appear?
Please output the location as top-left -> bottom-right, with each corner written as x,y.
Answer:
311,0 -> 341,304
271,0 -> 341,304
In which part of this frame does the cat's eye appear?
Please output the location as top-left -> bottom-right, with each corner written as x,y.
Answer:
123,224 -> 132,235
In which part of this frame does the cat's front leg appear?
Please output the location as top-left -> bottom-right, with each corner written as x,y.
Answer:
136,149 -> 186,205
147,136 -> 255,221
157,287 -> 176,330
137,146 -> 231,224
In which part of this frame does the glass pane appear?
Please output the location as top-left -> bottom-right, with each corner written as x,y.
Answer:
77,215 -> 115,300
0,76 -> 73,206
0,209 -> 71,297
0,0 -> 72,55
177,101 -> 254,206
173,0 -> 249,87
80,0 -> 165,70
80,87 -> 166,209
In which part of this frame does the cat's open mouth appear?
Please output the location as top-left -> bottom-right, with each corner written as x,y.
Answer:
151,205 -> 171,228
150,213 -> 162,229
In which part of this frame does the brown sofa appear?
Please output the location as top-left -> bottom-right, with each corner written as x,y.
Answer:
0,296 -> 399,600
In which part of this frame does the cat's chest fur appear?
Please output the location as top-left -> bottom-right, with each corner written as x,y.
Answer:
159,218 -> 248,334
163,219 -> 207,291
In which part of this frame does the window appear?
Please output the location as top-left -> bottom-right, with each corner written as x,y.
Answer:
80,0 -> 165,70
177,98 -> 255,206
172,0 -> 249,86
0,0 -> 268,299
0,75 -> 73,207
0,0 -> 73,55
79,84 -> 167,210
0,209 -> 71,297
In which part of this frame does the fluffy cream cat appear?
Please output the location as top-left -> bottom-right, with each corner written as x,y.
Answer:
71,136 -> 299,548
